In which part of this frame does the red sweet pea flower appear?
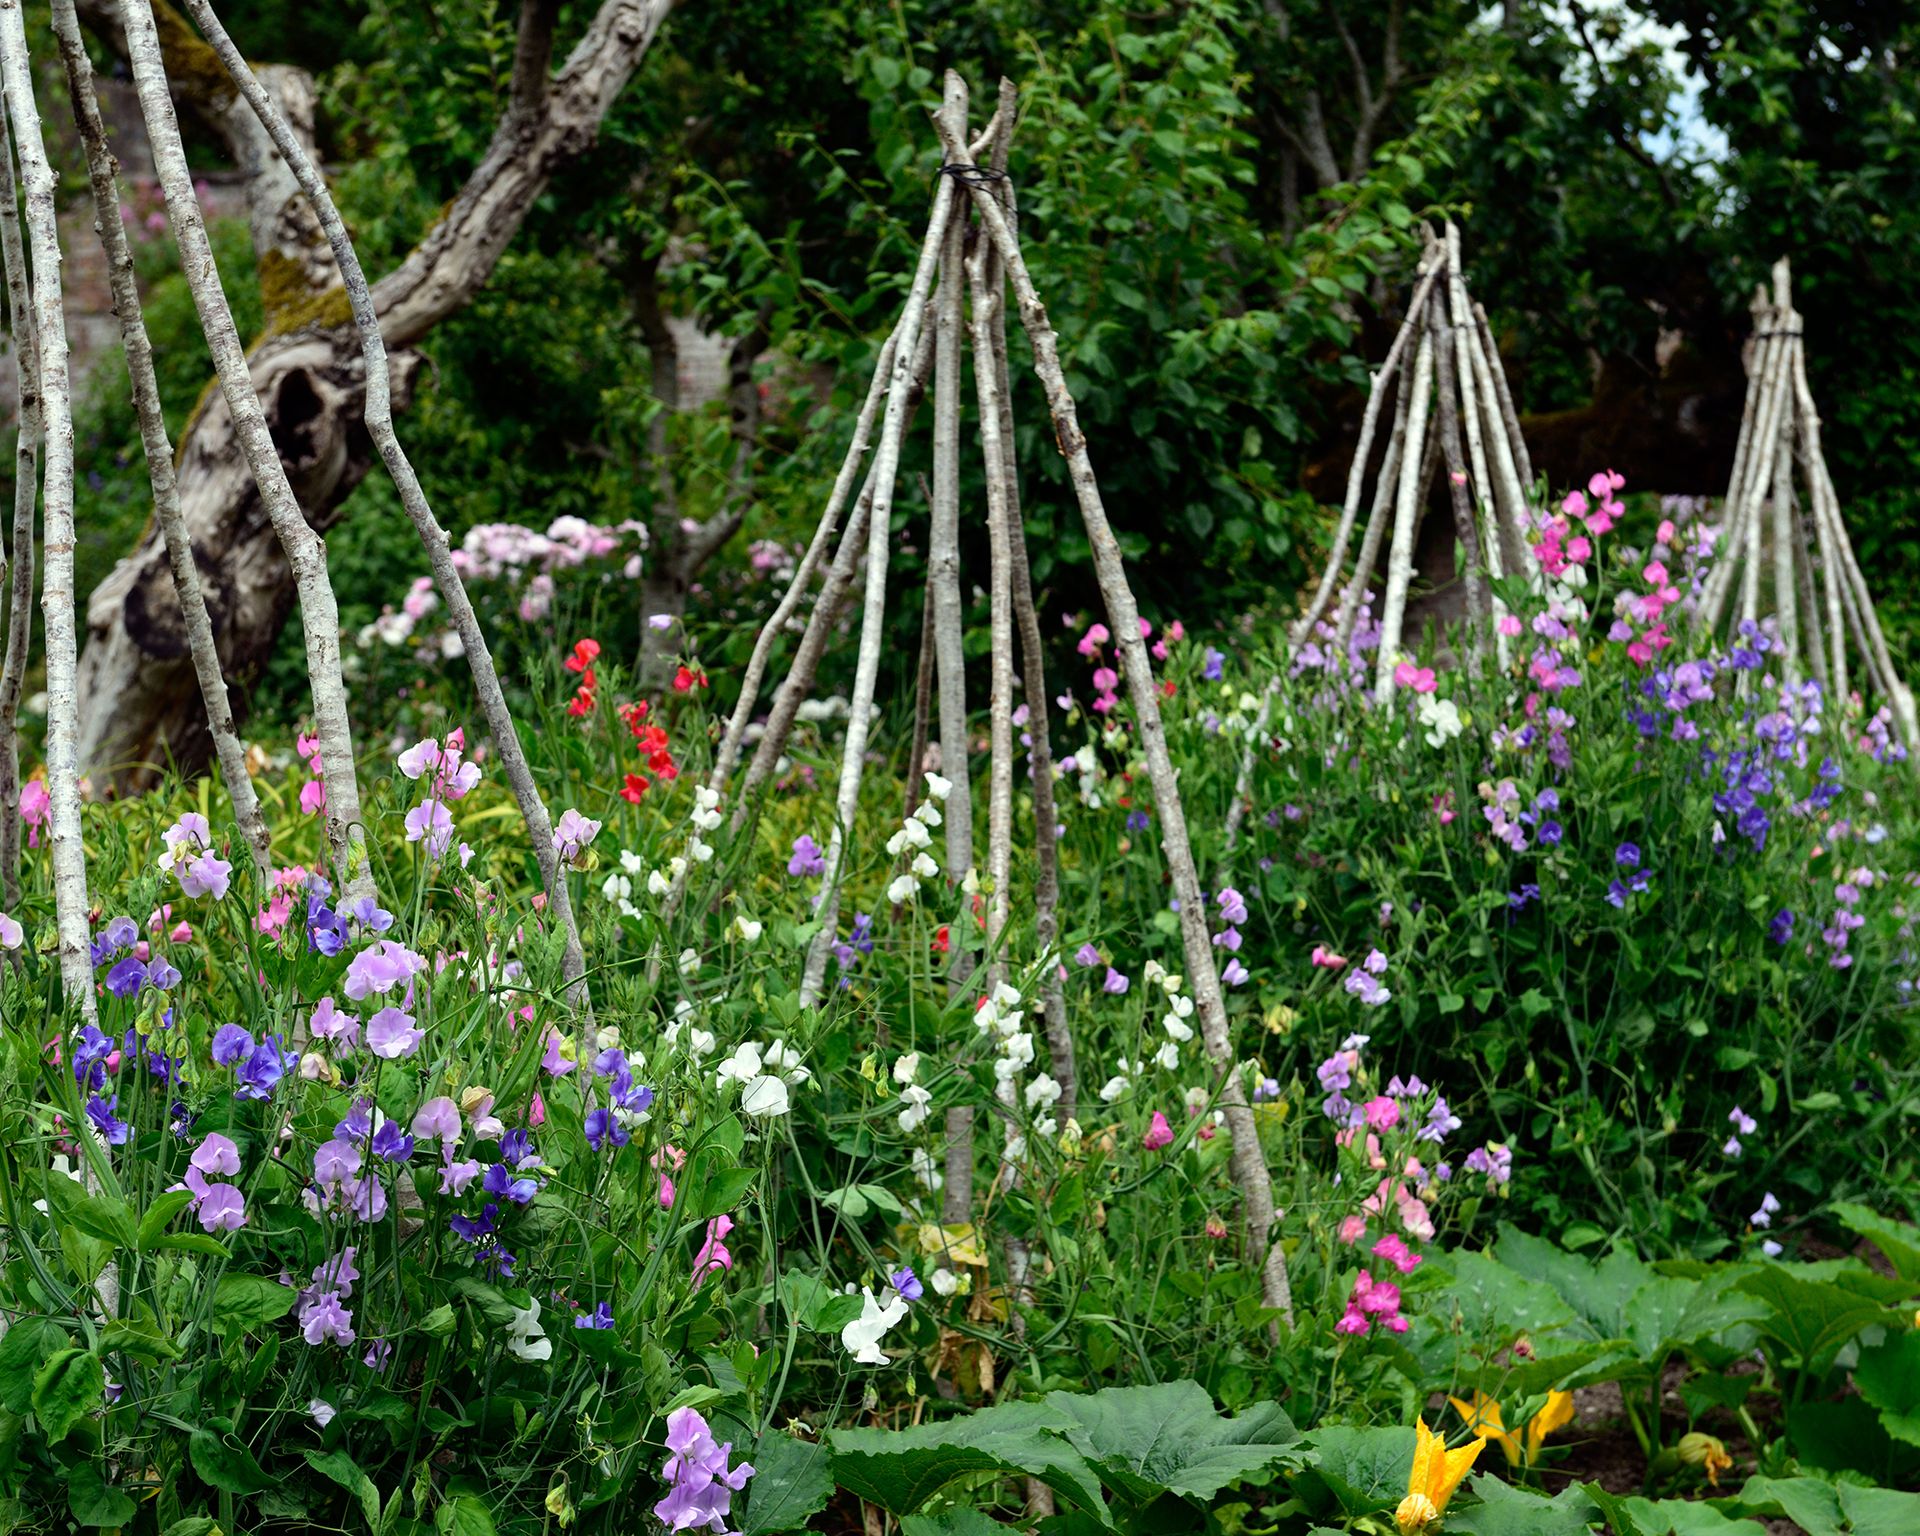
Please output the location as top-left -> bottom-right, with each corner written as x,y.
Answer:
672,665 -> 708,693
620,773 -> 651,805
564,638 -> 601,674
931,925 -> 950,954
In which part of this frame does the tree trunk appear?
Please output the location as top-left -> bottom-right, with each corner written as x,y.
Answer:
72,0 -> 679,790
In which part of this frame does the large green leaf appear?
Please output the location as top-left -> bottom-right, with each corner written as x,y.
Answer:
739,1428 -> 833,1534
435,1494 -> 497,1536
1447,1474 -> 1597,1536
1733,1269 -> 1886,1376
31,1348 -> 104,1442
1296,1425 -> 1410,1519
305,1447 -> 382,1526
829,1401 -> 1110,1525
212,1274 -> 298,1333
900,1510 -> 1014,1535
1728,1475 -> 1843,1536
99,1318 -> 182,1362
135,1189 -> 197,1250
1495,1226 -> 1651,1338
1829,1205 -> 1920,1286
1836,1483 -> 1920,1535
1601,1495 -> 1766,1534
1439,1251 -> 1589,1351
1853,1332 -> 1920,1446
1044,1381 -> 1301,1503
1621,1275 -> 1767,1366
189,1426 -> 277,1494
0,1318 -> 69,1414
66,1462 -> 137,1528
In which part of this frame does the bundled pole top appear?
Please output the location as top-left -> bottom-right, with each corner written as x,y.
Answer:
1289,222 -> 1539,701
1694,255 -> 1918,753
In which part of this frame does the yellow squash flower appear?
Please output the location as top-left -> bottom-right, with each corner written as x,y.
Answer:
1448,1389 -> 1575,1467
1446,1392 -> 1519,1465
1395,1417 -> 1485,1533
1525,1390 -> 1576,1460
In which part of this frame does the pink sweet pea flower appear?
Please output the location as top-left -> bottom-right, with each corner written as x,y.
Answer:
1310,945 -> 1347,970
693,1214 -> 734,1284
1141,1111 -> 1174,1151
1392,662 -> 1437,694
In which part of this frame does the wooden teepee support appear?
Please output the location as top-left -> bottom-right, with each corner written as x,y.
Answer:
690,72 -> 1292,1325
0,0 -> 602,1019
1694,257 -> 1919,747
1288,222 -> 1538,704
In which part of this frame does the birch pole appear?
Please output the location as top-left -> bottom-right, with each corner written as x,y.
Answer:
53,0 -> 273,878
934,97 -> 1293,1324
797,137 -> 961,1008
1372,325 -> 1436,703
972,79 -> 1074,1114
1444,225 -> 1511,665
1331,369 -> 1411,661
1472,301 -> 1534,492
0,0 -> 94,1023
1288,260 -> 1439,647
728,311 -> 939,842
117,0 -> 375,903
0,96 -> 34,905
1792,345 -> 1849,701
927,73 -> 974,892
1427,285 -> 1487,660
1793,492 -> 1828,695
720,320 -> 903,798
1768,432 -> 1798,685
180,0 -> 599,1007
1463,309 -> 1531,577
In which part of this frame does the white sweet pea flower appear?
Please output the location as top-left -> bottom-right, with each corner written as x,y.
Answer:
930,1267 -> 960,1296
1024,1074 -> 1062,1110
678,948 -> 701,977
886,874 -> 918,905
763,1040 -> 811,1085
897,1083 -> 932,1133
1099,1075 -> 1131,1104
892,1052 -> 921,1085
1152,1040 -> 1180,1070
688,1028 -> 717,1059
923,772 -> 952,802
911,799 -> 942,827
619,849 -> 644,875
909,852 -> 940,880
841,1286 -> 910,1365
507,1299 -> 552,1362
1162,1014 -> 1194,1043
733,915 -> 763,943
739,1075 -> 791,1118
716,1043 -> 764,1087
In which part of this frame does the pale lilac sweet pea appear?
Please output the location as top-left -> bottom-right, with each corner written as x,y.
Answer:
366,1007 -> 425,1059
411,1096 -> 463,1144
552,809 -> 602,866
179,850 -> 233,901
309,995 -> 358,1051
653,1406 -> 754,1533
404,799 -> 455,859
343,940 -> 425,1002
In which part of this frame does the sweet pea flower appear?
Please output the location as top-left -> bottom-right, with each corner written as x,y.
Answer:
366,1007 -> 425,1059
1142,1111 -> 1174,1151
